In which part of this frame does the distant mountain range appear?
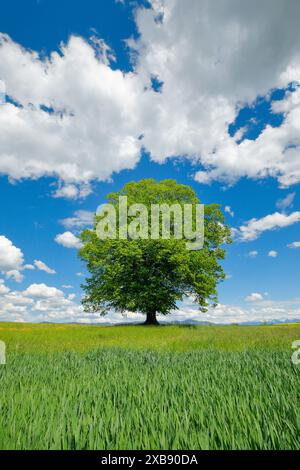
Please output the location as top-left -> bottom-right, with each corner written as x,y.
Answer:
40,318 -> 300,326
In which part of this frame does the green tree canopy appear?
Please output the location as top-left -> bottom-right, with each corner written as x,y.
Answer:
79,179 -> 231,325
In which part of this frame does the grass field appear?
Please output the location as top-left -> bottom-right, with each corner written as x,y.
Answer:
1,322 -> 300,450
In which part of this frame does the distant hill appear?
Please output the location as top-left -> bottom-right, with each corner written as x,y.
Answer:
40,319 -> 300,326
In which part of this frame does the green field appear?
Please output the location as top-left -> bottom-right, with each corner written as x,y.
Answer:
1,322 -> 300,450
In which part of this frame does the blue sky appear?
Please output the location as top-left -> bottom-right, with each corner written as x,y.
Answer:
0,0 -> 300,324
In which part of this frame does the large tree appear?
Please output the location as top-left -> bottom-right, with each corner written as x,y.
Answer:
79,179 -> 231,325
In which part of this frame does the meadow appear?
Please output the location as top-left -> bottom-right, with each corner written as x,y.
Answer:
0,322 -> 300,450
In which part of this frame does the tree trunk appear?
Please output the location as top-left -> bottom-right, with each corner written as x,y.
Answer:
144,311 -> 159,326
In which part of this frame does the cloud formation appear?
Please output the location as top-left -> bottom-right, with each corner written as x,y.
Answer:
0,1 -> 300,193
0,235 -> 24,282
34,260 -> 56,275
55,231 -> 82,249
225,206 -> 234,217
245,293 -> 264,302
60,210 -> 94,229
237,211 -> 300,241
134,0 -> 300,186
0,34 -> 144,192
1,281 -> 299,325
0,281 -> 82,323
24,283 -> 63,299
276,192 -> 296,211
288,241 -> 300,249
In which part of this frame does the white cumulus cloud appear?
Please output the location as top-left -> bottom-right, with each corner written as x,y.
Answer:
60,210 -> 94,229
245,293 -> 264,302
0,279 -> 10,295
23,264 -> 35,270
24,283 -> 64,299
0,34 -> 144,190
55,231 -> 82,249
225,206 -> 234,217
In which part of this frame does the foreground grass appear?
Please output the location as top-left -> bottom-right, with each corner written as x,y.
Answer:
1,322 -> 300,352
1,323 -> 300,449
0,349 -> 300,450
